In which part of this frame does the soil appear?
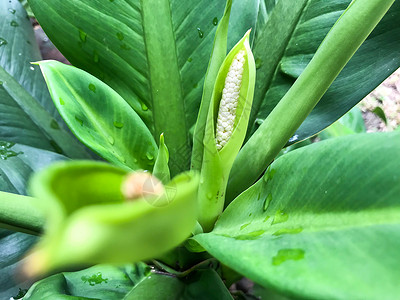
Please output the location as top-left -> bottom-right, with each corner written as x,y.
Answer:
360,68 -> 400,131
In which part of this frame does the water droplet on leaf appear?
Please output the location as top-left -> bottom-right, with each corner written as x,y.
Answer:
212,17 -> 218,26
113,121 -> 124,129
141,102 -> 148,111
273,227 -> 303,236
255,58 -> 263,69
79,29 -> 87,42
116,32 -> 124,41
272,249 -> 305,266
59,97 -> 65,105
50,119 -> 60,130
263,193 -> 273,211
8,8 -> 16,14
197,28 -> 204,38
108,136 -> 115,145
75,116 -> 84,126
88,83 -> 96,92
0,38 -> 7,47
10,20 -> 19,27
240,223 -> 250,230
187,57 -> 193,62
272,210 -> 288,225
93,50 -> 99,63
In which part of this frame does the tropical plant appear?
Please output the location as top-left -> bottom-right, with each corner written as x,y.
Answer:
0,0 -> 399,299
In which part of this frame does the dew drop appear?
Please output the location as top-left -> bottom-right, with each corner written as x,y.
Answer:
272,249 -> 305,266
93,50 -> 99,63
240,223 -> 250,230
206,192 -> 213,200
29,66 -> 35,71
288,134 -> 299,143
108,136 -> 115,145
272,210 -> 289,225
212,17 -> 218,26
75,116 -> 84,126
255,58 -> 263,69
113,121 -> 124,129
263,215 -> 270,222
263,193 -> 272,211
59,97 -> 65,105
79,29 -> 87,42
10,20 -> 19,27
88,83 -> 96,92
0,38 -> 7,47
0,141 -> 23,160
50,119 -> 60,130
273,227 -> 303,236
120,43 -> 131,50
109,0 -> 115,2
187,57 -> 193,62
146,152 -> 154,161
8,8 -> 16,14
116,32 -> 124,41
197,28 -> 204,38
141,102 -> 148,111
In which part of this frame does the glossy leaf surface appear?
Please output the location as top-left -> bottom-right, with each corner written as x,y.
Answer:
0,0 -> 90,158
195,132 -> 400,299
38,60 -> 157,171
24,263 -> 150,300
0,143 -> 67,299
27,162 -> 199,274
28,0 -> 258,174
249,0 -> 400,143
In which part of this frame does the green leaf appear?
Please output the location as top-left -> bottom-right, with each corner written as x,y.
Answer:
28,0 -> 258,174
372,106 -> 387,125
195,131 -> 400,299
37,60 -> 158,171
24,263 -> 150,300
0,0 -> 90,158
249,0 -> 400,143
25,161 -> 199,275
0,142 -> 67,299
125,269 -> 233,300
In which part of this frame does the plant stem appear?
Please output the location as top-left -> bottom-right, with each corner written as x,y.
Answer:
226,0 -> 395,202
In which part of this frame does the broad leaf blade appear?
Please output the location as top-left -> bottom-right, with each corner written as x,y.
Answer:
195,132 -> 400,299
0,0 -> 90,158
125,269 -> 233,300
38,60 -> 158,171
28,0 -> 258,174
0,143 -> 67,299
250,0 -> 400,143
24,263 -> 150,300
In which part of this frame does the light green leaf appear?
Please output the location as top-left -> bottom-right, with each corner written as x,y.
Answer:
26,161 -> 199,275
24,263 -> 150,300
195,131 -> 400,299
38,60 -> 158,171
28,0 -> 258,174
0,0 -> 90,158
249,0 -> 400,143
